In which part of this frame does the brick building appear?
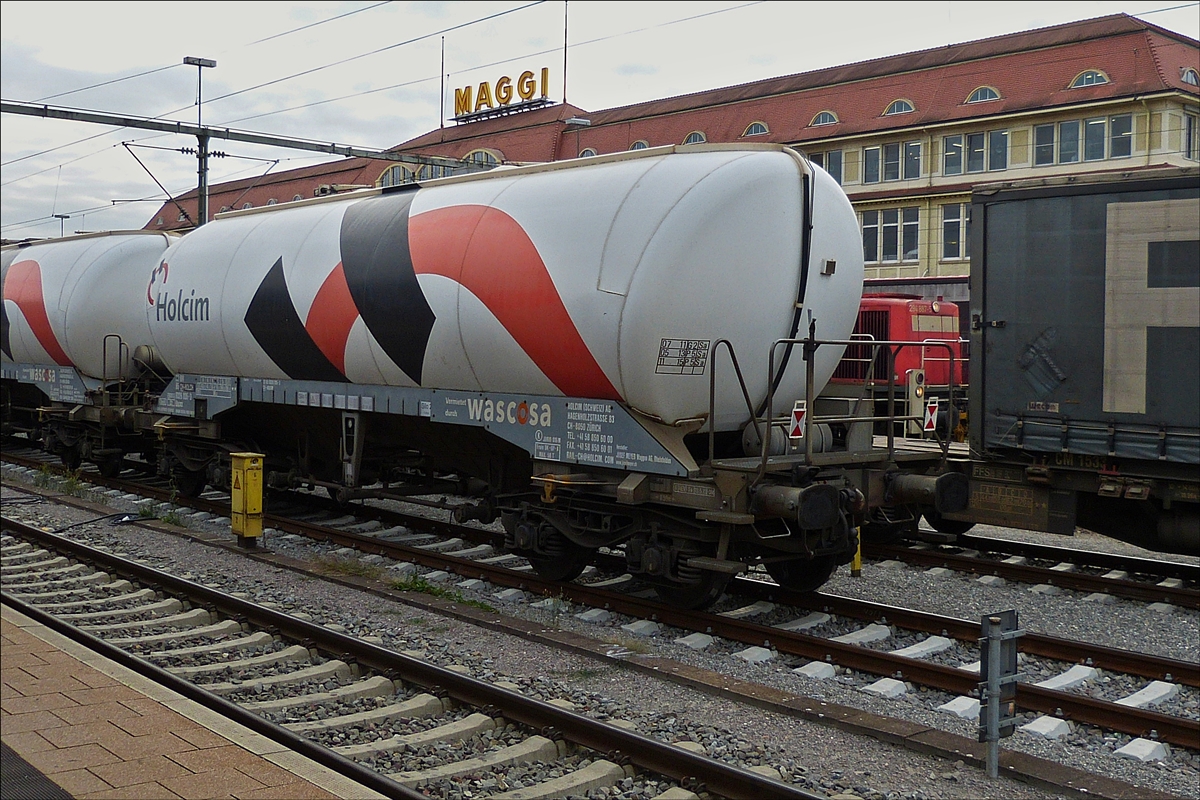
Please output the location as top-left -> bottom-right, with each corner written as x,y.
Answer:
146,13 -> 1199,304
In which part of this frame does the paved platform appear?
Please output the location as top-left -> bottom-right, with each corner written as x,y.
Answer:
1,603 -> 385,799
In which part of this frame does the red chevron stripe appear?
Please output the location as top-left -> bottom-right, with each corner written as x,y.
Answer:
408,205 -> 619,400
304,262 -> 356,375
2,259 -> 72,366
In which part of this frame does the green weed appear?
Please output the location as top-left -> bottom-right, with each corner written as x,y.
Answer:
389,576 -> 496,613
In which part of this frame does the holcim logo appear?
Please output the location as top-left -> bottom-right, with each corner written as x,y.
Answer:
148,261 -> 210,322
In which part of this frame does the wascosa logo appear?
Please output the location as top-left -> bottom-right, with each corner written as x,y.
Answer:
467,397 -> 552,427
148,261 -> 211,322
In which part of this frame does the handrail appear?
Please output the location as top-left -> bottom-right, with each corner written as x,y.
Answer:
707,339 -> 760,464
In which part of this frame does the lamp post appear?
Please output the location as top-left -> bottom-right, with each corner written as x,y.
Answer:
52,214 -> 70,238
184,56 -> 216,226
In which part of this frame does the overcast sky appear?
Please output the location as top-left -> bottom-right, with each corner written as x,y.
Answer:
2,1 -> 1197,239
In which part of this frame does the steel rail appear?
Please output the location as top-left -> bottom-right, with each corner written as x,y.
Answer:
0,516 -> 822,800
730,578 -> 1200,688
952,533 -> 1200,583
866,543 -> 1199,609
0,593 -> 419,800
7,456 -> 1199,746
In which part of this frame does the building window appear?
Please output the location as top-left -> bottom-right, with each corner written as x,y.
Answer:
862,211 -> 879,262
989,130 -> 1008,171
1110,114 -> 1133,158
966,86 -> 1000,103
266,198 -> 277,205
1060,120 -> 1080,163
1070,70 -> 1109,88
1084,117 -> 1106,160
863,207 -> 919,263
380,164 -> 414,187
884,99 -> 914,116
683,131 -> 707,144
808,150 -> 842,184
863,147 -> 881,183
242,203 -> 252,209
942,204 -> 971,260
466,149 -> 500,166
883,143 -> 901,181
579,148 -> 597,157
1187,114 -> 1200,160
293,194 -> 303,202
903,142 -> 920,179
810,111 -> 838,126
630,140 -> 649,150
1034,124 -> 1055,166
966,133 -> 986,172
156,217 -> 163,226
177,211 -> 186,222
743,122 -> 769,136
421,164 -> 452,180
219,206 -> 229,213
943,135 -> 963,175
1184,68 -> 1200,86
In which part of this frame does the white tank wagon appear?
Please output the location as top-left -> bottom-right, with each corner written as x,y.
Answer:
145,145 -> 863,428
4,146 -> 967,607
2,232 -> 174,381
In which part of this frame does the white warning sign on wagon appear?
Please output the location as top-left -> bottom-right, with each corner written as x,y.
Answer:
923,399 -> 940,432
789,401 -> 807,439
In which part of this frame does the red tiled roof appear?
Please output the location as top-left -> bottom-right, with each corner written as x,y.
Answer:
146,14 -> 1198,230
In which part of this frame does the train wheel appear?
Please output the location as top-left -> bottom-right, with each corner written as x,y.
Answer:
60,446 -> 82,471
654,571 -> 731,610
523,528 -> 593,582
172,468 -> 207,498
922,508 -> 975,536
765,554 -> 838,593
98,456 -> 124,478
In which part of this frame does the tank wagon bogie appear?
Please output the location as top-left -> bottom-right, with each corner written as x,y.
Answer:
3,144 -> 976,606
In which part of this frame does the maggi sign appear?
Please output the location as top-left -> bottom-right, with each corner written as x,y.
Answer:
454,68 -> 550,118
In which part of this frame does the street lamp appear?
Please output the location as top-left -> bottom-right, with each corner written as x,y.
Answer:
184,56 -> 216,225
53,214 -> 70,238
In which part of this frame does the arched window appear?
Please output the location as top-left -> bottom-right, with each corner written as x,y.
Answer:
579,148 -> 597,157
629,140 -> 649,150
1183,68 -> 1199,86
1070,70 -> 1109,88
379,164 -> 416,187
242,203 -> 252,210
155,217 -> 163,226
884,99 -> 914,116
743,122 -> 769,136
966,86 -> 1000,103
810,111 -> 838,126
683,131 -> 707,145
293,194 -> 303,202
219,206 -> 229,213
420,164 -> 452,180
465,149 -> 500,167
266,198 -> 277,205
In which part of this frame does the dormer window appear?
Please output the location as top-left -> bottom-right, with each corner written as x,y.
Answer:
1070,70 -> 1109,88
743,122 -> 769,136
630,140 -> 649,150
1183,68 -> 1199,86
884,99 -> 914,116
683,131 -> 707,144
810,111 -> 838,126
579,148 -> 597,157
966,86 -> 1000,103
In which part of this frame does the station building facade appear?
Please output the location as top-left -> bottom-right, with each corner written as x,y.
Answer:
147,13 -> 1199,305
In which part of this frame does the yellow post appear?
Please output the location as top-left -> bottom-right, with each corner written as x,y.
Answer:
851,526 -> 863,578
230,452 -> 264,547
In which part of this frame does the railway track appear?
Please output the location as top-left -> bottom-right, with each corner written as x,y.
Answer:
2,515 -> 817,800
5,455 -> 1198,755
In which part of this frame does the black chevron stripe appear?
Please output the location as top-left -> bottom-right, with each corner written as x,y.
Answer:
244,257 -> 345,382
339,189 -> 435,385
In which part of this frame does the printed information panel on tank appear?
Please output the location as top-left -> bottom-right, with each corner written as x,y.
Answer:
656,339 -> 710,375
3,363 -> 89,404
231,377 -> 691,477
